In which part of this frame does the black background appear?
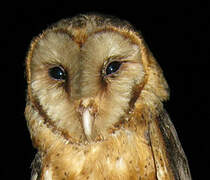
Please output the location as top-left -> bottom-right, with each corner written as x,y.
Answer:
2,2 -> 209,180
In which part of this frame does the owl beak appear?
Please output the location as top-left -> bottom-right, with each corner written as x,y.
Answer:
82,108 -> 93,140
79,99 -> 97,141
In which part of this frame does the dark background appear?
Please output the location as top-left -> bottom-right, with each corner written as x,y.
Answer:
2,2 -> 209,180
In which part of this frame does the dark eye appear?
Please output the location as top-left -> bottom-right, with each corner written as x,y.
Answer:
49,66 -> 66,80
106,61 -> 122,75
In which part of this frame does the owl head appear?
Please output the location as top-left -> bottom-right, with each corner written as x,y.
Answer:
25,14 -> 169,150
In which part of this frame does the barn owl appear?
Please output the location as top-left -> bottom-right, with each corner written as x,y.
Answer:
25,14 -> 191,180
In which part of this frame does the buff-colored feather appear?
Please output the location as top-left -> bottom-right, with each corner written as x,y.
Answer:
25,14 -> 191,180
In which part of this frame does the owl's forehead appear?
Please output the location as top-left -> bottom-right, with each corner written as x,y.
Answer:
47,14 -> 142,48
30,15 -> 144,67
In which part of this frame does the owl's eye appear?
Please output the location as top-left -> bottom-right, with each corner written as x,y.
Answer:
49,66 -> 66,80
106,61 -> 122,75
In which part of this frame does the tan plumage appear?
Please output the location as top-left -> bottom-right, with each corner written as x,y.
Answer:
25,14 -> 191,180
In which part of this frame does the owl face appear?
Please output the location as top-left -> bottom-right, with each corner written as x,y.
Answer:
26,14 -> 169,148
28,22 -> 146,143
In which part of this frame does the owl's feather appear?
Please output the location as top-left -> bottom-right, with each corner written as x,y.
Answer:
25,14 -> 191,180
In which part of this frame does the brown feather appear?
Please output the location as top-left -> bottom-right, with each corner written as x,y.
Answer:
25,14 -> 191,180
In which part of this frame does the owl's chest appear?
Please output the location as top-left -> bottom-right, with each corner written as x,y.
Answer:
42,130 -> 157,180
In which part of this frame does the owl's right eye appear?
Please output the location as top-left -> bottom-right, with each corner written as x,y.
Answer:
49,66 -> 66,80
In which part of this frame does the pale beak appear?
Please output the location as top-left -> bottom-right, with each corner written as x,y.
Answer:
82,108 -> 93,139
79,99 -> 96,141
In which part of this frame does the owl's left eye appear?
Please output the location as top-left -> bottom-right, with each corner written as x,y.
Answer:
49,66 -> 66,80
105,61 -> 122,76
